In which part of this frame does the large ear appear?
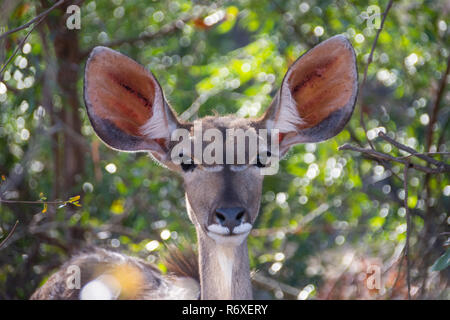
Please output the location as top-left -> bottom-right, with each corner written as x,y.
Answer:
84,46 -> 180,156
261,35 -> 358,155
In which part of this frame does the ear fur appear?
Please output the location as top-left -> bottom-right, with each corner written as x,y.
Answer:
261,35 -> 358,153
84,46 -> 179,155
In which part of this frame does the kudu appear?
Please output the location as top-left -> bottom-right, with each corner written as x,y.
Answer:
31,35 -> 358,300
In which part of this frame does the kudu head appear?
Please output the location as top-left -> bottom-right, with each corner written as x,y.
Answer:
84,35 -> 357,270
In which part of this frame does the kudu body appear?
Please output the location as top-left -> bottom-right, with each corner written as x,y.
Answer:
31,35 -> 358,300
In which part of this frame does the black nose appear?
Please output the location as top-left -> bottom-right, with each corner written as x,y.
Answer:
215,207 -> 246,233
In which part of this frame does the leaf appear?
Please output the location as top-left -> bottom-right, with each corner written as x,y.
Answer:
68,195 -> 81,202
430,249 -> 450,272
110,199 -> 125,215
71,201 -> 81,207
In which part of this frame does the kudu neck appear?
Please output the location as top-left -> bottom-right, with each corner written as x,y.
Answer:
196,231 -> 252,300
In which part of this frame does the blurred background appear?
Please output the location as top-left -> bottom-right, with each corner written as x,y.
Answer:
0,0 -> 449,299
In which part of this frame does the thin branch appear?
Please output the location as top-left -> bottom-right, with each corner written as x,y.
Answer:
252,272 -> 301,299
0,15 -> 44,80
0,220 -> 19,250
397,152 -> 450,159
79,5 -> 218,59
389,246 -> 406,299
0,0 -> 62,80
426,55 -> 450,151
403,163 -> 411,300
378,131 -> 450,170
0,199 -> 66,205
0,195 -> 81,208
416,53 -> 450,299
437,114 -> 449,149
0,0 -> 66,41
358,0 -> 394,149
179,89 -> 220,121
251,203 -> 329,237
338,143 -> 449,174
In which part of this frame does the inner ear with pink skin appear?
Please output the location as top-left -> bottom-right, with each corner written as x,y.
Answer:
84,46 -> 179,155
261,35 -> 358,155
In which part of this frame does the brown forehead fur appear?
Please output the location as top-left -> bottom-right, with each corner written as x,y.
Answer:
167,115 -> 265,168
194,115 -> 256,131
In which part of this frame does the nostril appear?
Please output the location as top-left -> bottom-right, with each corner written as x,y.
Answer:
214,207 -> 247,230
215,212 -> 226,222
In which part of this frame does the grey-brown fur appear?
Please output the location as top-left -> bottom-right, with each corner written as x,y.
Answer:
31,247 -> 199,300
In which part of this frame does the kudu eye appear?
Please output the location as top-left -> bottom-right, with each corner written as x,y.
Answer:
256,151 -> 271,168
179,152 -> 196,172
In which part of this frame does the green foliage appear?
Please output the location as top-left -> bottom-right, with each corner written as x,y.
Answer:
431,249 -> 450,272
0,0 -> 449,299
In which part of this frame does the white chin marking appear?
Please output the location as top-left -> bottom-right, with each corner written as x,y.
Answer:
233,222 -> 252,234
207,224 -> 230,235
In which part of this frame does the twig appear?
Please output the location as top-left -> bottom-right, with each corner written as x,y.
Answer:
425,55 -> 450,151
338,144 -> 449,174
378,132 -> 450,169
0,196 -> 81,207
0,17 -> 42,80
389,246 -> 406,299
397,152 -> 450,159
416,54 -> 450,298
0,220 -> 19,249
252,272 -> 301,299
403,163 -> 411,300
0,199 -> 66,205
251,203 -> 329,237
324,252 -> 356,299
0,3 -> 57,80
437,114 -> 449,149
0,0 -> 66,41
179,89 -> 220,121
358,0 -> 394,149
79,5 -> 218,59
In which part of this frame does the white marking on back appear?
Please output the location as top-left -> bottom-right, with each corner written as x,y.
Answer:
163,277 -> 200,300
80,275 -> 121,300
